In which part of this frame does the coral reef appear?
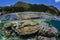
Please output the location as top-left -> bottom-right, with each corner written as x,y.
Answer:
2,20 -> 58,40
0,12 -> 59,40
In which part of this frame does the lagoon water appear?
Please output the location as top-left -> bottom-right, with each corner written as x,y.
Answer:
0,12 -> 60,40
0,12 -> 60,31
49,20 -> 60,31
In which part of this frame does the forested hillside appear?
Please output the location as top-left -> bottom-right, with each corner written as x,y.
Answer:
0,1 -> 60,16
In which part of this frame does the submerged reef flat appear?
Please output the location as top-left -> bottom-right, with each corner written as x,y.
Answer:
0,12 -> 60,40
0,20 -> 58,40
0,12 -> 60,21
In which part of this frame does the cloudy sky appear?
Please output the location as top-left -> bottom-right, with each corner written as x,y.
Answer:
55,0 -> 60,2
0,0 -> 60,10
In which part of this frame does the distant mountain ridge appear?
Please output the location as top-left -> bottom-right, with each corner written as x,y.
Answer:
0,1 -> 60,16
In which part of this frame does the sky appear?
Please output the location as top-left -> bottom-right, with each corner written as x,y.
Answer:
0,0 -> 60,10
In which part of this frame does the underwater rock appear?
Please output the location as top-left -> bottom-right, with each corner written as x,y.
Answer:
17,12 -> 40,19
38,29 -> 56,37
14,25 -> 38,35
38,36 -> 56,40
3,30 -> 11,37
0,13 -> 17,21
4,22 -> 12,28
3,20 -> 38,36
38,22 -> 58,37
12,20 -> 38,35
2,20 -> 58,40
20,20 -> 38,26
3,22 -> 12,37
0,12 -> 60,40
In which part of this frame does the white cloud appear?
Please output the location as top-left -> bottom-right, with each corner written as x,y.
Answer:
55,0 -> 60,2
6,4 -> 11,6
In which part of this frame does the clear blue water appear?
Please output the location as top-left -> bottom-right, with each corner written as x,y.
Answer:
46,20 -> 60,31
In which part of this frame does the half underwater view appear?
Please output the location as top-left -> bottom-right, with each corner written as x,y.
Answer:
0,12 -> 60,40
0,0 -> 60,40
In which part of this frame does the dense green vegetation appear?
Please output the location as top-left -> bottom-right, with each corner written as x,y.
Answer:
0,1 -> 60,16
